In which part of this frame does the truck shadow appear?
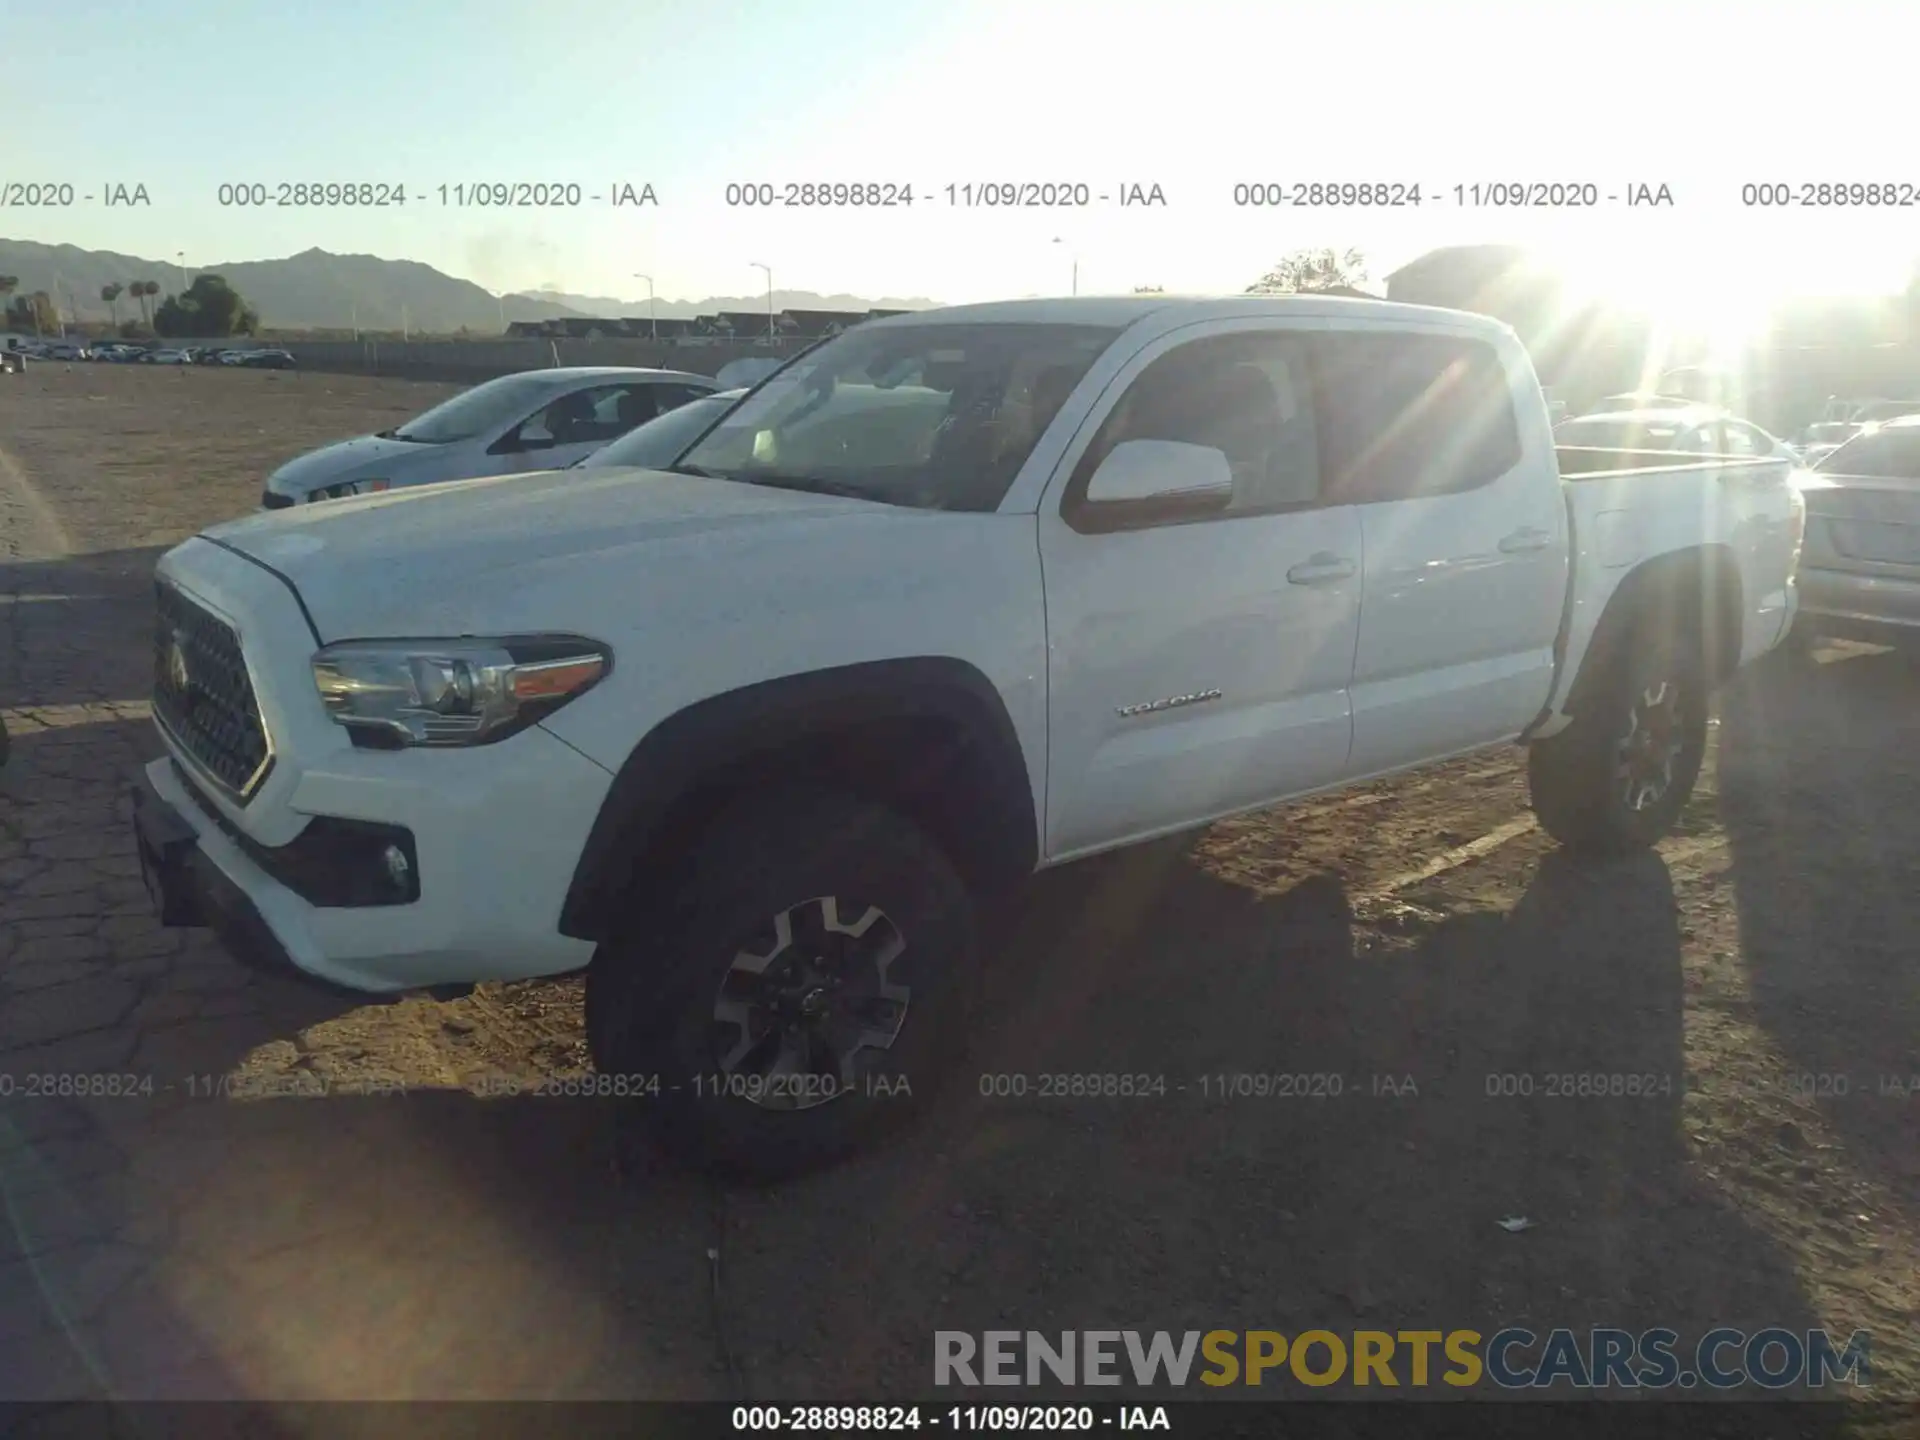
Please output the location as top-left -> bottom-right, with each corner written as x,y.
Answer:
1716,645 -> 1920,1221
0,548 -> 169,712
0,563 -> 1842,1410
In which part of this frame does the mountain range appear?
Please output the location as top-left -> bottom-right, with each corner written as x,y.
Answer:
0,240 -> 938,334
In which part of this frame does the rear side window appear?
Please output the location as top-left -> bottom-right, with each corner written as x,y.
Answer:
1311,333 -> 1522,503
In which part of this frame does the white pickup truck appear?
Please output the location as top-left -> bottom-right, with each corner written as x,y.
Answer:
131,295 -> 1804,1177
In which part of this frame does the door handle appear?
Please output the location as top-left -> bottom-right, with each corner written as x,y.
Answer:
1498,527 -> 1553,553
1286,553 -> 1357,585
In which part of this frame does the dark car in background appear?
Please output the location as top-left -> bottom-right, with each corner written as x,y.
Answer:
1790,417 -> 1920,654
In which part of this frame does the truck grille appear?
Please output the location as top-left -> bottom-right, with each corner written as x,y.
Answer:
152,581 -> 273,799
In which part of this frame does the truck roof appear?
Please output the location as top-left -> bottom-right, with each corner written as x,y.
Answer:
867,293 -> 1509,335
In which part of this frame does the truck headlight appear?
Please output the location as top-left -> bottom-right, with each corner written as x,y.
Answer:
311,636 -> 609,747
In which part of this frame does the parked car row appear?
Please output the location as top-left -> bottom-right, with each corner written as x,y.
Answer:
136,293 -> 1807,1178
5,338 -> 295,368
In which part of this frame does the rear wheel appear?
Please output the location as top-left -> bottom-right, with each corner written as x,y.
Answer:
1528,630 -> 1709,856
586,785 -> 978,1181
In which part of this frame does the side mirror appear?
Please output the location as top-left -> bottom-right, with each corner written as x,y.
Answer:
1084,438 -> 1233,511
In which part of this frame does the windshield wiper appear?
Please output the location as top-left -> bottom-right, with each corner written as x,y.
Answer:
667,461 -> 717,477
735,472 -> 880,501
379,430 -> 435,443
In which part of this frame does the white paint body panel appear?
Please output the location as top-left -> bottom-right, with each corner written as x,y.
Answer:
150,295 -> 1799,993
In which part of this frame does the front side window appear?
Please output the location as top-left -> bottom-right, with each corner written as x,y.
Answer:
1068,332 -> 1322,522
1313,333 -> 1522,502
390,373 -> 564,444
507,384 -> 659,450
675,322 -> 1119,511
580,391 -> 739,470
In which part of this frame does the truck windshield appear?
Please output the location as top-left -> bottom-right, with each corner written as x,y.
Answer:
389,373 -> 563,444
672,322 -> 1120,511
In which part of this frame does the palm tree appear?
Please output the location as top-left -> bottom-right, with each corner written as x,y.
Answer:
101,282 -> 124,326
0,275 -> 17,326
131,279 -> 158,328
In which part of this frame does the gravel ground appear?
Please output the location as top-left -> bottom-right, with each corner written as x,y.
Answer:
0,364 -> 1915,1409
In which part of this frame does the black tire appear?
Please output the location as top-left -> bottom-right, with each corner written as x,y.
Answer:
585,785 -> 979,1181
1776,617 -> 1816,665
1527,625 -> 1709,856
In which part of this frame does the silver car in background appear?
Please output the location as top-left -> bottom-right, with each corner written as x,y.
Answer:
1791,417 -> 1920,653
259,365 -> 720,507
573,387 -> 745,471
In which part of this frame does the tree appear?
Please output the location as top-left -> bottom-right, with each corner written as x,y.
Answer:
129,279 -> 163,327
1247,247 -> 1370,295
101,282 -> 125,326
0,276 -> 17,310
4,291 -> 59,335
154,273 -> 259,338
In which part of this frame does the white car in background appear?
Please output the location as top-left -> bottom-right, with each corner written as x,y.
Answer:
259,366 -> 721,507
148,348 -> 193,365
1797,420 -> 1867,468
1555,405 -> 1800,465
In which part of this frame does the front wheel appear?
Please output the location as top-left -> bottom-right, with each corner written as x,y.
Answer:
1528,638 -> 1709,856
586,786 -> 979,1181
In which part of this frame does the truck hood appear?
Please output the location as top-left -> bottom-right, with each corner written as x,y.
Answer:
264,433 -> 444,496
202,464 -> 895,639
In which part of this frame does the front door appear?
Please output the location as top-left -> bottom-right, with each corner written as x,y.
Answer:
1037,324 -> 1362,859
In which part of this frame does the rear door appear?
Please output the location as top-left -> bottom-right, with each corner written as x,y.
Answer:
1317,328 -> 1570,777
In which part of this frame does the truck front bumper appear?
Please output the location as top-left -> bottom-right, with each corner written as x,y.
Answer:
131,762 -> 363,995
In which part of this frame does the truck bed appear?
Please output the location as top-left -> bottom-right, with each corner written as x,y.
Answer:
1555,444 -> 1780,478
1528,446 -> 1800,740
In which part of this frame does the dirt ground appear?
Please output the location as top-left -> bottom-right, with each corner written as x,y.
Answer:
1,363 -> 1917,1412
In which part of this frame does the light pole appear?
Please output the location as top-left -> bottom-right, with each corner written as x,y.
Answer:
633,272 -> 656,342
496,293 -> 506,333
176,252 -> 188,295
51,271 -> 68,337
749,262 -> 773,342
1052,237 -> 1077,296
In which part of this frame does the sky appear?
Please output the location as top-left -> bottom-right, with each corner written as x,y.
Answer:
7,0 -> 1919,317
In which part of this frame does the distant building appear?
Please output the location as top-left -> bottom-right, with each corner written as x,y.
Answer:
713,310 -> 788,340
779,308 -> 869,338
